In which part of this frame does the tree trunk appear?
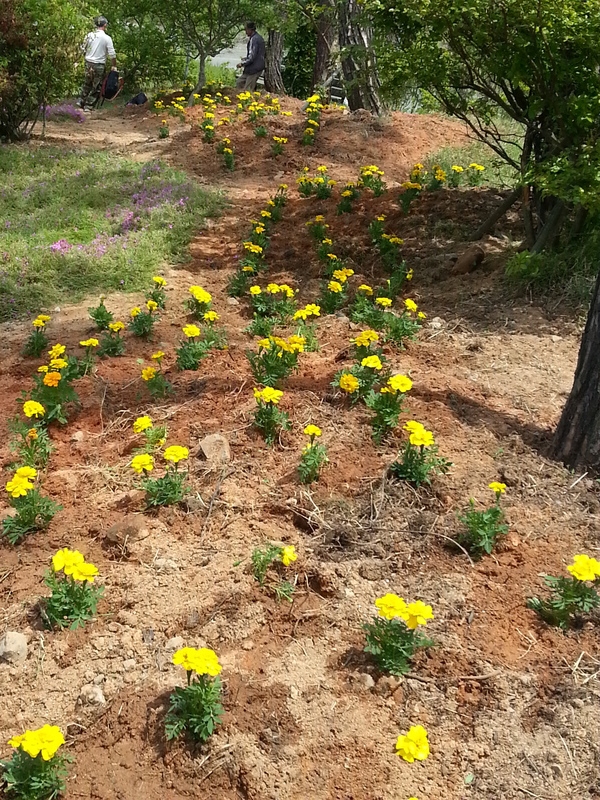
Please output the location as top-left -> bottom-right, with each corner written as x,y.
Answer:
473,187 -> 521,240
311,0 -> 336,92
188,54 -> 207,105
552,268 -> 600,470
265,29 -> 285,94
338,0 -> 383,113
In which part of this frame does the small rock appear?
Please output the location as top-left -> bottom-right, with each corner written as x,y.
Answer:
290,685 -> 300,699
183,496 -> 204,513
123,659 -> 136,671
71,431 -> 85,442
226,297 -> 240,306
355,673 -> 375,691
79,684 -> 106,705
165,636 -> 184,652
107,622 -> 120,633
198,433 -> 231,465
550,335 -> 562,343
358,560 -> 386,581
392,686 -> 404,705
155,557 -> 178,572
0,631 -> 28,664
93,674 -> 105,685
429,316 -> 445,330
242,640 -> 254,651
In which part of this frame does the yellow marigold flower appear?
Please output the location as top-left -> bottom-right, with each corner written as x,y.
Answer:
353,330 -> 379,347
32,318 -> 46,328
253,386 -> 283,404
37,314 -> 51,323
49,358 -> 68,369
567,554 -> 600,582
377,215 -> 386,221
242,266 -> 255,273
404,298 -> 418,313
339,373 -> 359,393
130,306 -> 141,318
173,646 -> 222,676
488,481 -> 507,494
375,297 -> 392,307
409,426 -> 435,447
27,428 -> 38,440
43,372 -> 62,387
23,401 -> 45,418
71,560 -> 99,583
37,366 -> 48,373
204,311 -> 219,322
328,280 -> 343,293
141,366 -> 156,381
389,236 -> 403,245
6,475 -> 34,497
469,163 -> 485,171
164,445 -> 189,463
361,355 -> 382,370
332,269 -> 348,283
305,304 -> 320,316
109,321 -> 125,332
249,285 -> 262,295
146,299 -> 158,312
358,284 -> 373,295
261,210 -> 272,218
375,593 -> 408,620
15,466 -> 36,480
304,424 -> 322,437
384,374 -> 413,394
133,415 -> 153,433
314,215 -> 325,222
266,283 -> 280,294
452,165 -> 464,173
182,324 -> 201,338
189,286 -> 212,304
52,547 -> 85,576
418,311 -> 426,319
316,165 -> 328,173
404,600 -> 434,629
406,268 -> 414,281
80,338 -> 99,348
341,190 -> 353,197
404,420 -> 425,434
327,253 -> 338,261
395,725 -> 430,763
48,344 -> 65,360
151,351 -> 165,362
257,338 -> 272,349
281,545 -> 297,566
9,726 -> 65,761
131,453 -> 154,473
153,276 -> 167,286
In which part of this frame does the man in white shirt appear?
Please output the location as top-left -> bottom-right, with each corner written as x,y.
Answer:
77,16 -> 117,112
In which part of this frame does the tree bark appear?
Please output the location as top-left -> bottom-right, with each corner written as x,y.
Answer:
338,0 -> 382,112
265,29 -> 285,94
552,268 -> 600,471
311,0 -> 336,92
188,54 -> 207,105
473,187 -> 521,240
530,199 -> 567,254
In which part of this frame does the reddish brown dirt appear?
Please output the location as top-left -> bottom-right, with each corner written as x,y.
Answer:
1,97 -> 599,800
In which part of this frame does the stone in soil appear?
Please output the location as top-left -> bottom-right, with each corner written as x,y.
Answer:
0,631 -> 28,664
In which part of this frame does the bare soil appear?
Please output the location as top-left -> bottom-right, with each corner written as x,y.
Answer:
1,97 -> 599,800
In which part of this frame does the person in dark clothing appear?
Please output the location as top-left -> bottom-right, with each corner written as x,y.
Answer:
236,22 -> 265,91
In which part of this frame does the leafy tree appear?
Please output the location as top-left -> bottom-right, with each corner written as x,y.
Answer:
105,0 -> 187,90
0,0 -> 87,141
144,0 -> 254,102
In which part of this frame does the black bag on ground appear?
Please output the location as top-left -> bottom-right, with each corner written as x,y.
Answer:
102,70 -> 120,100
126,92 -> 148,106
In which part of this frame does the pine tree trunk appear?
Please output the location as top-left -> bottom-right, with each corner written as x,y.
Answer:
265,30 -> 285,94
552,268 -> 600,470
338,0 -> 383,113
311,0 -> 336,92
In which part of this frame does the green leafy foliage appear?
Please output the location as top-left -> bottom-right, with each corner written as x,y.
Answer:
22,328 -> 48,358
364,617 -> 432,676
143,468 -> 189,507
165,676 -> 223,742
298,442 -> 328,484
253,402 -> 291,446
251,543 -> 283,585
88,299 -> 114,331
42,571 -> 104,630
389,442 -> 452,487
8,420 -> 54,470
98,329 -> 126,358
527,576 -> 600,629
2,490 -> 61,545
364,389 -> 407,443
457,500 -> 508,558
0,748 -> 70,800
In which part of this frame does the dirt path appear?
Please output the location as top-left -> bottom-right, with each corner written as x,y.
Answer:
1,101 -> 598,800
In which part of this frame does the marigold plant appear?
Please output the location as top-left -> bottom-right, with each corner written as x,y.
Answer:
389,421 -> 452,487
42,548 -> 104,630
23,316 -> 49,358
527,554 -> 600,629
251,542 -> 297,602
2,466 -> 61,545
365,374 -> 413,443
187,285 -> 213,318
298,424 -> 328,484
364,593 -> 434,675
1,725 -> 70,800
141,445 -> 190,507
88,296 -> 114,331
98,321 -> 126,358
247,336 -> 304,387
457,482 -> 509,558
166,647 -> 224,743
252,387 -> 291,445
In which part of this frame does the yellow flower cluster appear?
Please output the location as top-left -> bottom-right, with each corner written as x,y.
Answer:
133,415 -> 153,433
52,547 -> 98,582
375,593 -> 434,629
294,304 -> 321,321
9,725 -> 65,761
6,466 -> 37,498
381,374 -> 413,394
395,725 -> 430,763
404,420 -> 435,447
254,387 -> 284,405
32,314 -> 51,328
353,330 -> 379,348
172,646 -> 222,676
568,554 -> 600,582
131,453 -> 154,473
164,445 -> 189,463
189,285 -> 212,304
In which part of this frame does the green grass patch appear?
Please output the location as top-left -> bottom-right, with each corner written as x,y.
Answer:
0,146 -> 222,320
425,141 -> 519,189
